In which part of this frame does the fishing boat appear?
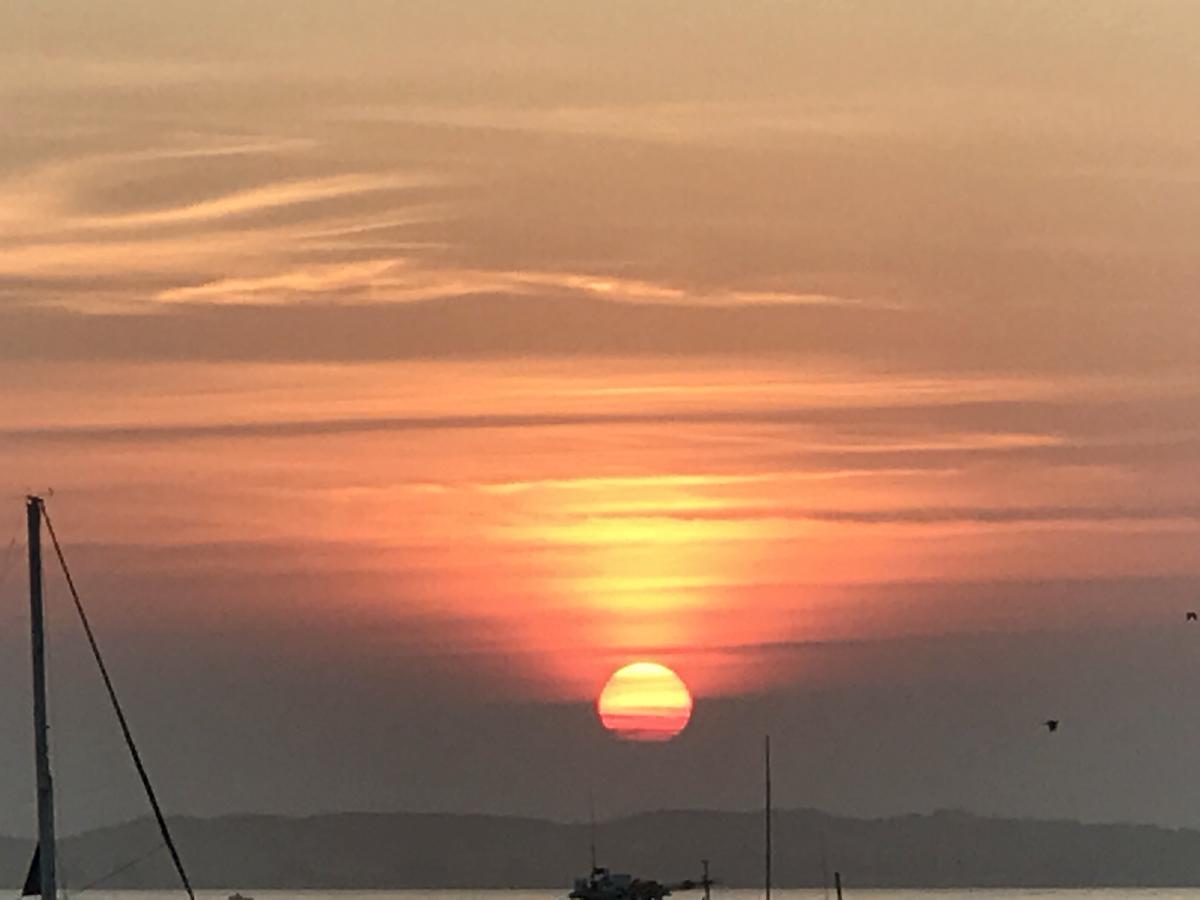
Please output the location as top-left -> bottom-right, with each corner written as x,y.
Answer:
569,865 -> 713,900
571,866 -> 668,900
567,804 -> 714,900
18,495 -> 195,900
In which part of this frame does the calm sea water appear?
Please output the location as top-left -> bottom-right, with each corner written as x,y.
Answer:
65,891 -> 1200,900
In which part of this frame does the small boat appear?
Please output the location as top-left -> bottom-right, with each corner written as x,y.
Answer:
570,866 -> 676,900
19,496 -> 196,900
229,893 -> 254,900
570,863 -> 717,900
569,795 -> 714,900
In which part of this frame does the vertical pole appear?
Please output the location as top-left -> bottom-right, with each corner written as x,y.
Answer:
588,792 -> 597,872
702,859 -> 711,900
764,735 -> 771,900
834,871 -> 843,900
27,496 -> 57,900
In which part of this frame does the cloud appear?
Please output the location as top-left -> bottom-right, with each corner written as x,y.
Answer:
79,173 -> 434,232
0,397 -> 1107,446
594,503 -> 1200,527
3,292 -> 1198,376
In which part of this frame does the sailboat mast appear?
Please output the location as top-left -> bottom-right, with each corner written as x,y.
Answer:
764,735 -> 771,900
27,496 -> 57,900
588,792 -> 598,871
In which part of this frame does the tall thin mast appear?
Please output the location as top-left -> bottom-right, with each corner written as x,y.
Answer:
764,735 -> 771,900
27,496 -> 57,900
588,791 -> 598,871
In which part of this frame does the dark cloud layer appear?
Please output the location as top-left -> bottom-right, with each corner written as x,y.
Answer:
6,599 -> 1200,835
4,294 -> 1199,374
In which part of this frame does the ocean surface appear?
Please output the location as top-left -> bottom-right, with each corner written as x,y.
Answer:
65,891 -> 1200,900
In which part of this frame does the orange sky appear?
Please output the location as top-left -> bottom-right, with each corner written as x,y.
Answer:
3,356 -> 1197,703
2,0 -> 1200,830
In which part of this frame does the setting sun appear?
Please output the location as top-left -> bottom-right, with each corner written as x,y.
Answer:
597,662 -> 693,742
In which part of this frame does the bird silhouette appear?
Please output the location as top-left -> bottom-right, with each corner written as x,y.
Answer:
1187,611 -> 1197,621
1044,719 -> 1059,733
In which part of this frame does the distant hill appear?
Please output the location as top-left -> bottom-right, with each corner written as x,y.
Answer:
5,808 -> 1200,889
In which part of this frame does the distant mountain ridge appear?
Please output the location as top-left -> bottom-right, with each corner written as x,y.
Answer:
5,808 -> 1200,889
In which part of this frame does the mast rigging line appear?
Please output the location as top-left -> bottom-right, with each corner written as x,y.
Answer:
72,842 -> 167,896
40,502 -> 195,900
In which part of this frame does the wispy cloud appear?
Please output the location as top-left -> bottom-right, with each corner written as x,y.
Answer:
154,265 -> 887,310
79,172 -> 435,232
592,503 -> 1200,527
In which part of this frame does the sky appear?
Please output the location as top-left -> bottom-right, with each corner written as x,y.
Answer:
2,0 -> 1200,838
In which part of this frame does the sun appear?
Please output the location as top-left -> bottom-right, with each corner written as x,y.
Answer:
596,662 -> 693,742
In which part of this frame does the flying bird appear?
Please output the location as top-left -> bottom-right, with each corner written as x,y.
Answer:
1187,611 -> 1197,621
1044,719 -> 1059,733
